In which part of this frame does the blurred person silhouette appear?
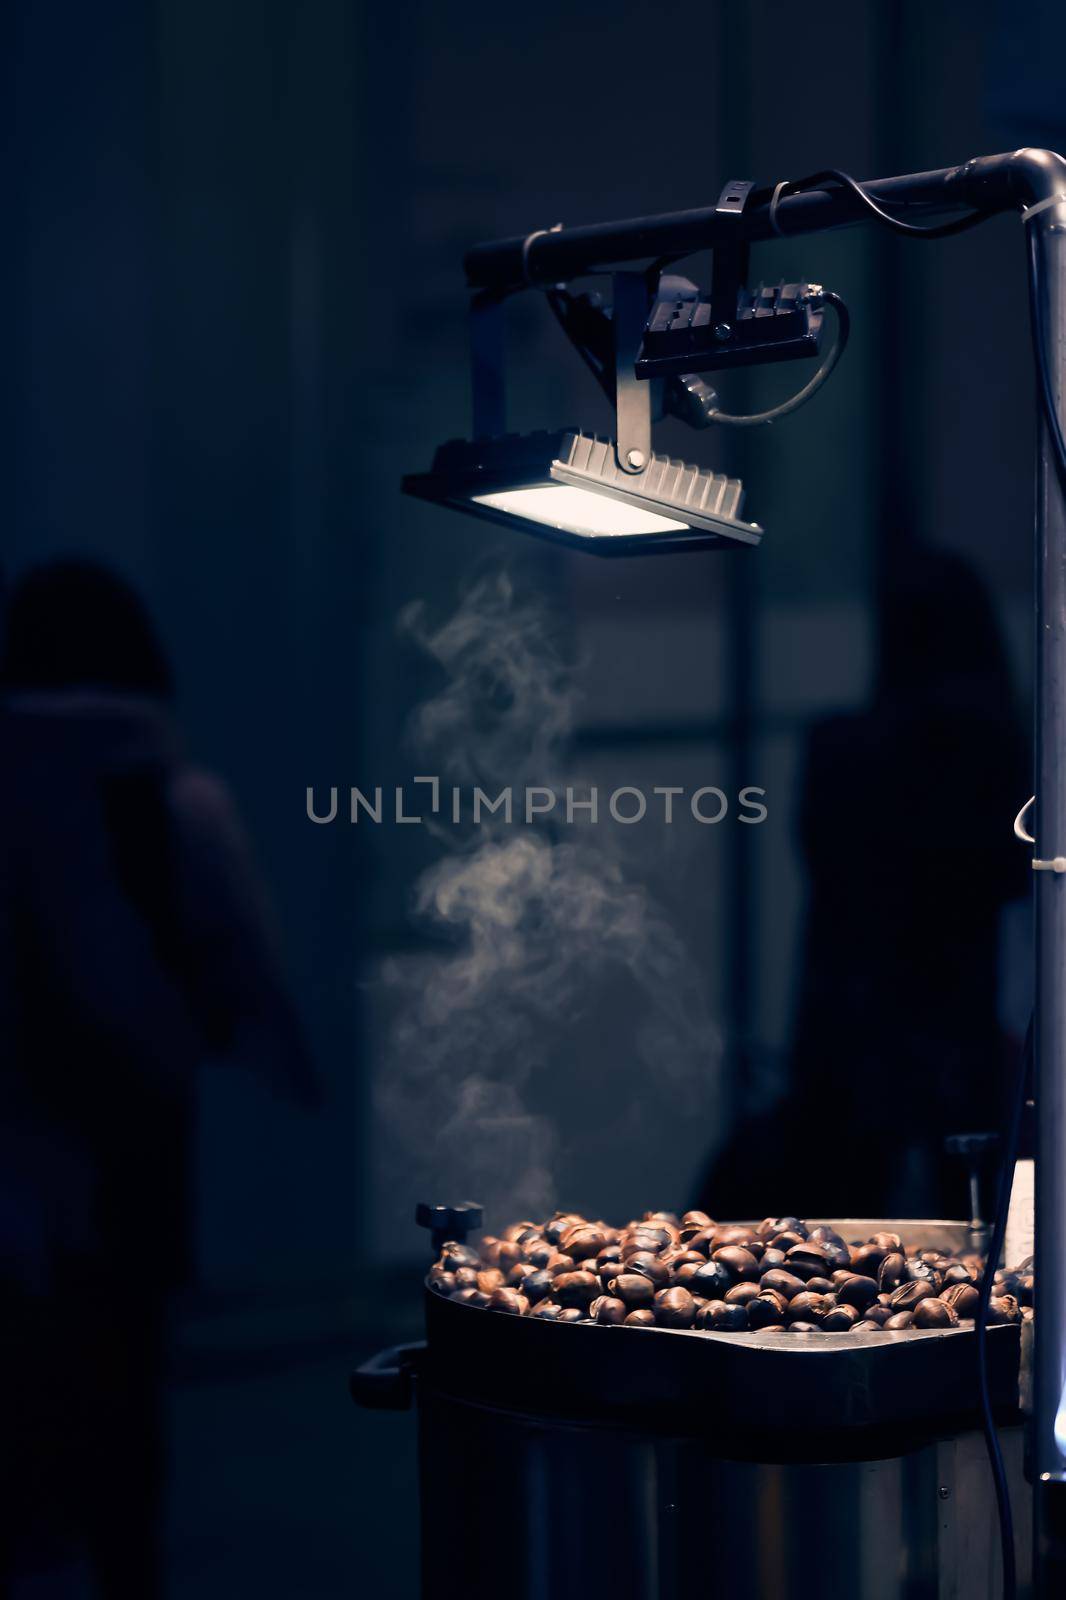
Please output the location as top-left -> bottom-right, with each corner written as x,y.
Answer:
699,546 -> 1028,1221
0,559 -> 315,1598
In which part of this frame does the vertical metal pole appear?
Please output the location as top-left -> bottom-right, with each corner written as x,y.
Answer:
1032,201 -> 1066,1593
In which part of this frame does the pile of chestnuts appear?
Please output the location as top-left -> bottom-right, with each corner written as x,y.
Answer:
429,1212 -> 1033,1334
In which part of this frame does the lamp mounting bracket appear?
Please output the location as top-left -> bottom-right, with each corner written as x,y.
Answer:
612,271 -> 652,473
709,179 -> 756,344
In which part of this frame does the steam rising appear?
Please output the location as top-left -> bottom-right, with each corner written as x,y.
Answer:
373,572 -> 721,1236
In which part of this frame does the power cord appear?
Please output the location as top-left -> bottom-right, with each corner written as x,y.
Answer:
701,290 -> 850,427
771,167 -> 988,239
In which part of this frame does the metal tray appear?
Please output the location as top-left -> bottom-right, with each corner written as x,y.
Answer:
421,1219 -> 1022,1451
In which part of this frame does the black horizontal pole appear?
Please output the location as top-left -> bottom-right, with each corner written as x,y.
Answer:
464,148 -> 1066,290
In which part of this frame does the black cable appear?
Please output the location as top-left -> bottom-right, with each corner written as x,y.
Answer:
975,1015 -> 1031,1600
775,168 -> 989,238
705,291 -> 850,427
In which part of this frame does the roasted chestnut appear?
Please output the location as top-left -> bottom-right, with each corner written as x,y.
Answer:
624,1308 -> 655,1327
786,1292 -> 835,1327
561,1224 -> 608,1261
696,1300 -> 748,1331
888,1280 -> 937,1312
747,1290 -> 789,1329
590,1295 -> 628,1325
724,1281 -> 761,1307
692,1260 -> 733,1299
653,1287 -> 697,1328
911,1298 -> 958,1330
553,1270 -> 600,1309
835,1275 -> 880,1313
488,1287 -> 530,1315
821,1303 -> 860,1331
986,1294 -> 1021,1325
440,1242 -> 480,1272
941,1282 -> 980,1319
878,1252 -> 906,1292
786,1243 -> 833,1280
625,1252 -> 671,1289
609,1273 -> 655,1309
758,1269 -> 807,1303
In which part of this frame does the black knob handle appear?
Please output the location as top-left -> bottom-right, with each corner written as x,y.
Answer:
415,1201 -> 483,1256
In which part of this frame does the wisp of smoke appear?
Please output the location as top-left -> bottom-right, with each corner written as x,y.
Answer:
374,572 -> 721,1238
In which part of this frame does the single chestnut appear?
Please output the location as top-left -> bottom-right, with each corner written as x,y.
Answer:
941,1282 -> 980,1319
806,1227 -> 851,1268
762,1217 -> 807,1239
543,1213 -> 585,1245
835,1275 -> 880,1313
653,1287 -> 697,1328
625,1253 -> 671,1289
440,1242 -> 480,1272
610,1273 -> 655,1309
786,1243 -> 833,1280
561,1224 -> 608,1261
759,1269 -> 807,1303
788,1321 -> 821,1333
696,1300 -> 748,1331
912,1298 -> 958,1330
822,1304 -> 860,1331
691,1260 -> 732,1299
530,1300 -> 562,1320
553,1270 -> 599,1309
986,1295 -> 1021,1325
747,1290 -> 788,1329
888,1280 -> 936,1312
503,1220 -> 541,1244
712,1246 -> 761,1282
428,1271 -> 457,1297
878,1252 -> 906,1291
724,1281 -> 761,1307
488,1287 -> 529,1315
851,1243 -> 889,1277
590,1295 -> 627,1325
624,1309 -> 656,1327
556,1307 -> 584,1323
883,1311 -> 914,1330
506,1261 -> 539,1287
786,1292 -> 835,1327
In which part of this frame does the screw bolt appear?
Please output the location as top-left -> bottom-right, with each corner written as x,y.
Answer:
938,1485 -> 951,1501
713,322 -> 733,341
626,448 -> 646,470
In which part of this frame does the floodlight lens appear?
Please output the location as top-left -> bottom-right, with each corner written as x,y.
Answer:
471,485 -> 688,538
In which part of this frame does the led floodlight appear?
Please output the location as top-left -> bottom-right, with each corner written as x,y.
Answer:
403,430 -> 760,555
